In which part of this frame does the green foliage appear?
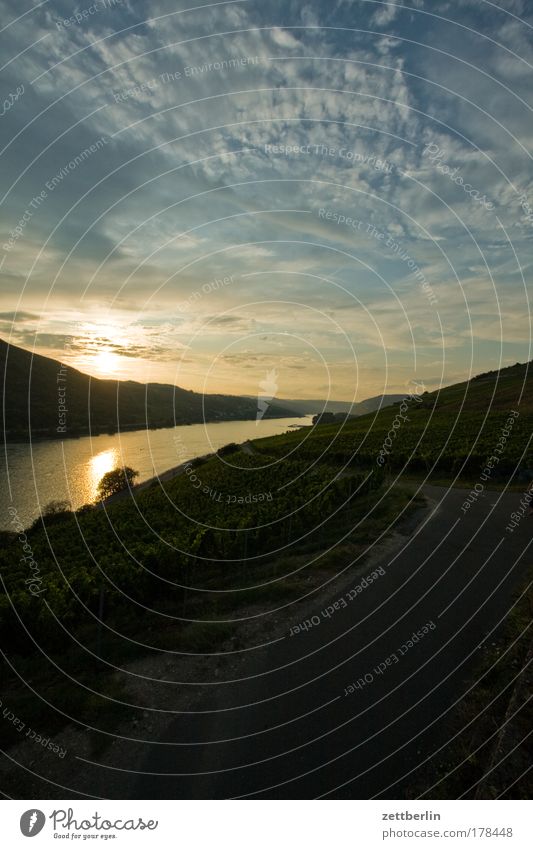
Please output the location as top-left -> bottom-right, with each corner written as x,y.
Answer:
0,449 -> 379,649
1,359 -> 531,658
254,407 -> 533,477
42,499 -> 71,516
312,412 -> 336,424
216,442 -> 240,456
97,466 -> 139,500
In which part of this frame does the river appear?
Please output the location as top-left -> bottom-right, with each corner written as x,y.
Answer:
1,416 -> 311,531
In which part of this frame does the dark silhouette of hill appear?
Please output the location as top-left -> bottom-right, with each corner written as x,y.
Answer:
0,339 -> 298,441
409,361 -> 533,414
277,360 -> 533,420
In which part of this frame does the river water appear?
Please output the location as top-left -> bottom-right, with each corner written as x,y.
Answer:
1,416 -> 311,530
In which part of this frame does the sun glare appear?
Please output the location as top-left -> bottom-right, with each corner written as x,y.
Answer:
92,348 -> 121,377
89,448 -> 119,497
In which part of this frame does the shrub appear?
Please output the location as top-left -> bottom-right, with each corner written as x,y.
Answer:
42,499 -> 71,516
97,466 -> 139,500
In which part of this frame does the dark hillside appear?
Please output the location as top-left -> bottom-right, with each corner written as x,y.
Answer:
0,339 -> 298,440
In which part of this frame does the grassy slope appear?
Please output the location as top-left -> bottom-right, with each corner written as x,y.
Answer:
0,448 -> 415,763
1,358 -> 531,793
251,360 -> 533,479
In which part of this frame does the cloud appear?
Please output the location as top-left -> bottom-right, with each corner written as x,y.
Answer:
270,27 -> 301,49
371,3 -> 402,27
0,0 -> 531,399
0,311 -> 39,322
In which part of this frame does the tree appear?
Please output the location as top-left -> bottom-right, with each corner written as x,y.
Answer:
216,442 -> 239,457
312,412 -> 336,425
97,466 -> 139,500
31,499 -> 72,529
42,499 -> 71,516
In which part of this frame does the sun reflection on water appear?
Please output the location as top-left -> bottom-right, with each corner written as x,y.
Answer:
88,448 -> 119,499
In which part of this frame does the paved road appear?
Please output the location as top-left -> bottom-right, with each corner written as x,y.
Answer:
133,484 -> 531,799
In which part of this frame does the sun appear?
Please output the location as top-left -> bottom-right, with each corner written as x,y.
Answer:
92,348 -> 121,377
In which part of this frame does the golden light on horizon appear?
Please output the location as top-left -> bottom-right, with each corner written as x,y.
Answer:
65,320 -> 133,379
91,348 -> 122,377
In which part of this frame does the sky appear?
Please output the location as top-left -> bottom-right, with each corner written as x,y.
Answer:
0,0 -> 532,401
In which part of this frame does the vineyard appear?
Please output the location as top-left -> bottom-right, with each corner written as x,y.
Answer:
254,409 -> 533,476
0,450 -> 385,651
2,360 -> 532,654
1,360 -> 531,760
253,359 -> 533,477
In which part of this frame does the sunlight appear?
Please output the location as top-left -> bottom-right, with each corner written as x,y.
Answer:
88,448 -> 119,497
91,348 -> 121,377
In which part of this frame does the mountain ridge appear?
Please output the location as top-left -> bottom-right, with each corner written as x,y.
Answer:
274,394 -> 406,416
0,339 -> 299,441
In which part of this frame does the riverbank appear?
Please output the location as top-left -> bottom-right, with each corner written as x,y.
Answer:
2,412 -> 305,445
101,436 -> 283,505
1,417 -> 313,530
101,452 -> 215,506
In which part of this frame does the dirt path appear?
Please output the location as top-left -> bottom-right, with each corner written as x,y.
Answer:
128,484 -> 532,799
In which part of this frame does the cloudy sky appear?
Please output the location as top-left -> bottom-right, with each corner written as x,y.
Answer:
1,0 -> 532,400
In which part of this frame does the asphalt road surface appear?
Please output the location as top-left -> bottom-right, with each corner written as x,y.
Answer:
133,484 -> 531,799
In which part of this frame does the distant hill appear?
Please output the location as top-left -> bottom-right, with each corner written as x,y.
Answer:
275,394 -> 406,416
0,339 -> 298,441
